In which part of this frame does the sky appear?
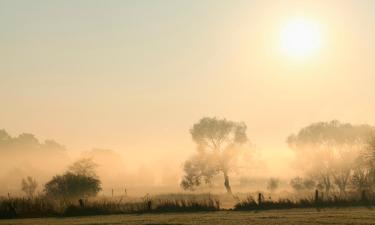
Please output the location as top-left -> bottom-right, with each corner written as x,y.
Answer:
1,0 -> 375,175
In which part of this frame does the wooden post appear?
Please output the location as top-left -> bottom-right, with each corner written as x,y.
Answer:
315,189 -> 319,204
79,198 -> 84,208
258,193 -> 262,206
361,190 -> 367,202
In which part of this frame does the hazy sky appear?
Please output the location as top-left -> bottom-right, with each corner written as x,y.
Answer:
1,0 -> 375,173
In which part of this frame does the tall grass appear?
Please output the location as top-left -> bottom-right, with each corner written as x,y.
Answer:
234,192 -> 375,211
0,197 -> 57,218
0,193 -> 220,219
2,192 -> 374,219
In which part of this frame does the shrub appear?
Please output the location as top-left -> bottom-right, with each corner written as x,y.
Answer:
44,172 -> 101,201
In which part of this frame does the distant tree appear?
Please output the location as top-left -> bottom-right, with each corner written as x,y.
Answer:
181,117 -> 248,194
303,178 -> 316,191
351,137 -> 375,192
351,165 -> 371,193
44,172 -> 101,201
267,178 -> 280,193
290,177 -> 305,192
68,158 -> 98,178
287,120 -> 374,196
21,176 -> 38,198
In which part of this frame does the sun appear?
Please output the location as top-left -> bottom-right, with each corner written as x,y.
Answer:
280,19 -> 321,59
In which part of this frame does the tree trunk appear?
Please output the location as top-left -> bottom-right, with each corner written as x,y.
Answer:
223,170 -> 232,194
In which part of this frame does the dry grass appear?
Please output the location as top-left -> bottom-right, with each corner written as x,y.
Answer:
0,193 -> 220,218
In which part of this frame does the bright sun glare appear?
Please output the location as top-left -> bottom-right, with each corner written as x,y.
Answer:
281,19 -> 321,59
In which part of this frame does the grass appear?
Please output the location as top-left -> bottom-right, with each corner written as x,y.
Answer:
1,192 -> 374,219
0,194 -> 220,219
0,208 -> 375,225
234,193 -> 374,210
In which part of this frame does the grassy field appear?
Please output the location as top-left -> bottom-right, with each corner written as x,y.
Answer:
0,207 -> 374,225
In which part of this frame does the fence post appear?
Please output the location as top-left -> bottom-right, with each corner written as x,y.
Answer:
258,193 -> 262,207
361,190 -> 367,203
315,189 -> 319,204
79,198 -> 84,208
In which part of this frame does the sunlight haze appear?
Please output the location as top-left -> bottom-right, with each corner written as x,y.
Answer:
1,0 -> 375,188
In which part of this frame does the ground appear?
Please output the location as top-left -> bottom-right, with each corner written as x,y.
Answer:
0,208 -> 374,225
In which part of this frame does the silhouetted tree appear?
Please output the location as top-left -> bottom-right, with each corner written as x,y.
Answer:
21,176 -> 38,198
44,158 -> 101,201
181,117 -> 248,194
44,172 -> 101,201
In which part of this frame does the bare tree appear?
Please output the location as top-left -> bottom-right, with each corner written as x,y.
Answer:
351,165 -> 371,193
21,176 -> 38,198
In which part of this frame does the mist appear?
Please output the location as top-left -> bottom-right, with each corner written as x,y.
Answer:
1,118 -> 374,202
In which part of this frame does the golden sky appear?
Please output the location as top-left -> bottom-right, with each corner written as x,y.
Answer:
1,0 -> 375,174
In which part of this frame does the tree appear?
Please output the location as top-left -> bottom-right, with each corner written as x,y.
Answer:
21,176 -> 38,198
290,177 -> 305,192
68,158 -> 98,178
44,172 -> 101,201
303,178 -> 316,191
45,158 -> 101,201
181,117 -> 248,194
351,136 -> 375,192
290,176 -> 316,193
287,120 -> 374,196
267,178 -> 280,193
351,165 -> 371,193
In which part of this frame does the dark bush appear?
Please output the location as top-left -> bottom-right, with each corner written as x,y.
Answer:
44,172 -> 101,201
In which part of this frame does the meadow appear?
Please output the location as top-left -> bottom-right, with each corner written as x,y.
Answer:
0,207 -> 374,225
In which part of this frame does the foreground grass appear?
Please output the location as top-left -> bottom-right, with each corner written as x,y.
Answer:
0,207 -> 374,225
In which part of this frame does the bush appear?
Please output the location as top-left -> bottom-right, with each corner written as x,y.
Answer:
44,172 -> 101,201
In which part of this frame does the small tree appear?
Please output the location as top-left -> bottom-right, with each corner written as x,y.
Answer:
68,158 -> 98,178
21,176 -> 38,198
267,178 -> 280,193
45,158 -> 101,201
44,172 -> 101,201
